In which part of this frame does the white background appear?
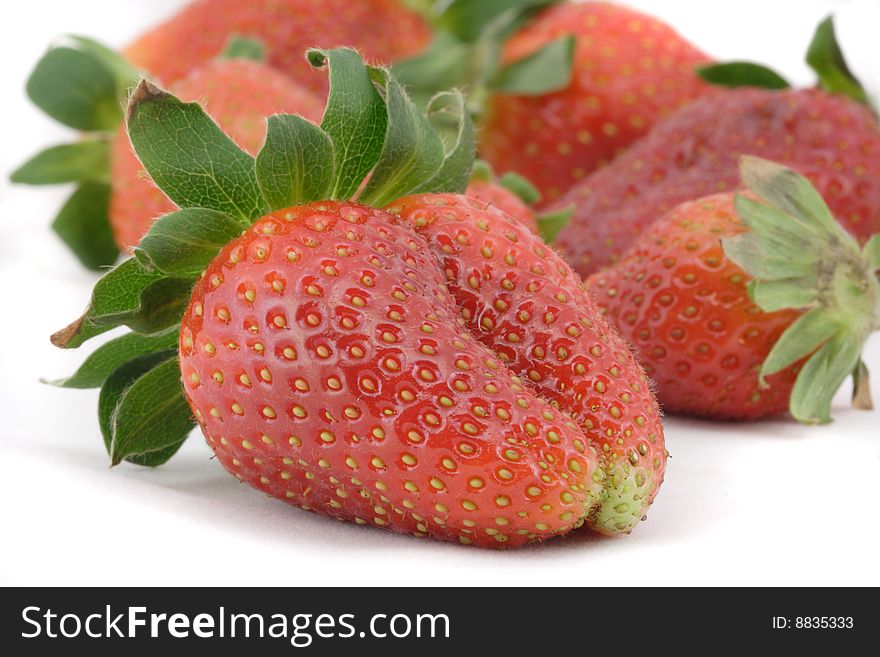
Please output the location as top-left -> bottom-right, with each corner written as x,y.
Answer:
1,0 -> 879,587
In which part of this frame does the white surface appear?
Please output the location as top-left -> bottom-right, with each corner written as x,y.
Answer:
1,0 -> 879,587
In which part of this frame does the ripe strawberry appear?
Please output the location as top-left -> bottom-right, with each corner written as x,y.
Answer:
479,1 -> 711,203
52,49 -> 666,547
123,0 -> 430,93
387,193 -> 666,534
588,157 -> 880,423
110,58 -> 323,249
553,88 -> 880,277
465,180 -> 538,235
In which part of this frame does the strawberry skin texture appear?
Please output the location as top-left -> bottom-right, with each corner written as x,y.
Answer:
109,59 -> 323,250
465,181 -> 539,234
480,2 -> 711,203
588,193 -> 801,420
387,194 -> 666,536
122,0 -> 430,93
553,88 -> 880,277
181,203 -> 604,548
180,201 -> 665,547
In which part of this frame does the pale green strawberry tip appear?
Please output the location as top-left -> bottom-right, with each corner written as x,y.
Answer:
587,463 -> 658,536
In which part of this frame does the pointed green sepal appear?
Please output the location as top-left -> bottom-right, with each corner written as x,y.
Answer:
220,35 -> 266,62
134,208 -> 247,277
50,182 -> 119,271
536,205 -> 572,243
359,71 -> 446,206
27,46 -> 120,131
46,330 -> 180,389
100,356 -> 193,467
438,0 -> 561,43
308,48 -> 388,200
126,79 -> 267,222
864,235 -> 880,271
256,115 -> 335,210
51,258 -> 192,349
10,139 -> 110,186
490,34 -> 575,95
392,31 -> 472,99
806,15 -> 873,108
723,156 -> 880,423
498,171 -> 541,205
696,61 -> 791,90
409,90 -> 476,195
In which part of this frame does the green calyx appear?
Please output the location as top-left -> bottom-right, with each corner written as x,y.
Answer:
50,47 -> 476,467
13,34 -> 274,271
470,159 -> 571,242
13,35 -> 140,270
698,15 -> 875,111
722,156 -> 880,424
394,0 -> 574,115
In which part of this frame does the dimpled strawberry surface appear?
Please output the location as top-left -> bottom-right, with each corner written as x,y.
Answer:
179,200 -> 665,547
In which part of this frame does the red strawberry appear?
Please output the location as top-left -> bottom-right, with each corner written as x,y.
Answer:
53,49 -> 666,548
110,58 -> 323,249
465,180 -> 538,235
123,0 -> 430,93
552,88 -> 880,278
588,157 -> 880,423
480,1 -> 711,203
387,193 -> 667,533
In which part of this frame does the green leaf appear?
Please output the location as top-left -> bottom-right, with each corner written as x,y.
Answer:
220,35 -> 266,61
536,205 -> 572,243
491,34 -> 575,95
50,183 -> 119,271
134,208 -> 246,276
255,115 -> 335,210
124,277 -> 194,335
109,357 -> 194,466
359,72 -> 446,207
439,0 -> 559,43
739,156 -> 841,236
863,235 -> 880,271
66,35 -> 140,96
126,79 -> 267,222
51,258 -> 191,349
410,90 -> 476,195
26,45 -> 122,131
788,332 -> 861,424
724,156 -> 880,423
470,159 -> 494,184
393,31 -> 472,95
758,308 -> 839,382
696,62 -> 791,90
308,48 -> 388,200
47,330 -> 179,389
499,171 -> 541,205
99,354 -> 190,466
10,140 -> 110,185
750,279 -> 819,312
806,16 -> 872,107
725,196 -> 819,281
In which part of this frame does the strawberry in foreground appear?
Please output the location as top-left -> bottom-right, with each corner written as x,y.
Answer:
51,50 -> 666,547
589,156 -> 880,423
552,16 -> 880,277
110,52 -> 323,250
